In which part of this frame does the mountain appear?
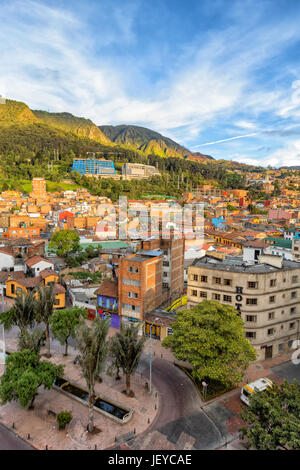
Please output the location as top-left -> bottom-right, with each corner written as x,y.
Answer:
33,110 -> 111,145
0,98 -> 213,162
99,124 -> 213,161
0,99 -> 38,126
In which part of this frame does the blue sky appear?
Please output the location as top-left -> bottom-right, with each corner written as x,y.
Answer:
1,0 -> 300,167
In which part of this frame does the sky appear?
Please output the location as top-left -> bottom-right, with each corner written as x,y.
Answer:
1,0 -> 300,167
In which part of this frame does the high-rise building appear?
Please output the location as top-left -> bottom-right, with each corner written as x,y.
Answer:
72,158 -> 116,177
118,236 -> 184,325
31,177 -> 47,200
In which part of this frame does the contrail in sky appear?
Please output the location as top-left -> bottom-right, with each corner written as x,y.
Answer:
192,132 -> 259,148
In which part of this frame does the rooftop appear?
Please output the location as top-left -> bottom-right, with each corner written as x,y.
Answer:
191,255 -> 300,273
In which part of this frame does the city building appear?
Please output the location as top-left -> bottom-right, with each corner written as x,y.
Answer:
72,158 -> 116,178
187,254 -> 300,361
122,163 -> 161,180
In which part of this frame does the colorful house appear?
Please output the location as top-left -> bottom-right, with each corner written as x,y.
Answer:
95,280 -> 120,329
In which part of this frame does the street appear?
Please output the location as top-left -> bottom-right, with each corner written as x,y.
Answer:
0,423 -> 34,450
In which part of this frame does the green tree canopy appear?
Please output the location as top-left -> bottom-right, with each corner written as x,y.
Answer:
0,290 -> 37,333
50,307 -> 87,356
0,349 -> 63,409
49,229 -> 80,257
163,300 -> 257,387
240,380 -> 300,450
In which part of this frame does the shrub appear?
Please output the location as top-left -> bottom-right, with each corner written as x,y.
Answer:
56,411 -> 72,429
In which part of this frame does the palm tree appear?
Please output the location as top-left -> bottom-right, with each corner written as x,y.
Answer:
109,323 -> 145,397
35,285 -> 56,358
0,290 -> 37,338
18,327 -> 46,354
76,318 -> 110,433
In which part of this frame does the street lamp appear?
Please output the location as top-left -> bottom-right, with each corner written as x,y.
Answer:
149,317 -> 159,395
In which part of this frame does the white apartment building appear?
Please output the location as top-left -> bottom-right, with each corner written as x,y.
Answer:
187,253 -> 300,361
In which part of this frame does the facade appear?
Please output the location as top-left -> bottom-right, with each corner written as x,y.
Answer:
118,252 -> 163,325
187,254 -> 300,361
25,256 -> 54,276
118,236 -> 185,328
31,177 -> 47,200
72,158 -> 116,177
122,163 -> 161,180
293,239 -> 300,262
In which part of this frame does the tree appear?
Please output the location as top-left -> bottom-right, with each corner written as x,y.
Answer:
76,318 -> 110,432
49,229 -> 80,258
50,307 -> 87,356
18,327 -> 46,354
0,291 -> 37,346
0,349 -> 63,409
108,323 -> 145,396
240,380 -> 300,450
163,300 -> 257,387
35,285 -> 56,358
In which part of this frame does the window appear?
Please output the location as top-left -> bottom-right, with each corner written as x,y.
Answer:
290,307 -> 296,314
246,315 -> 257,322
289,322 -> 295,330
246,331 -> 256,339
191,290 -> 197,297
128,292 -> 138,299
292,275 -> 298,283
163,261 -> 169,267
213,277 -> 221,284
167,328 -> 173,336
224,279 -> 232,286
291,291 -> 297,299
193,274 -> 198,281
248,281 -> 258,289
128,266 -> 138,273
163,272 -> 168,277
270,279 -> 276,287
246,298 -> 257,305
201,276 -> 208,283
223,295 -> 232,303
199,291 -> 207,298
268,312 -> 275,320
54,299 -> 60,306
278,343 -> 283,353
122,279 -> 141,286
288,340 -> 293,348
268,328 -> 275,336
213,293 -> 221,301
269,295 -> 276,303
11,284 -> 15,294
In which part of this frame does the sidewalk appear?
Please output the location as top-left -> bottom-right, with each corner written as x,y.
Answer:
0,327 -> 159,450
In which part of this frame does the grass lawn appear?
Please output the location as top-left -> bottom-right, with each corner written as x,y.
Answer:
18,180 -> 80,193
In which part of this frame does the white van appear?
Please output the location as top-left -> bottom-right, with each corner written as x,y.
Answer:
240,377 -> 273,406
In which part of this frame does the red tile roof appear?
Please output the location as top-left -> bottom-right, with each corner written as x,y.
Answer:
25,256 -> 54,267
94,280 -> 118,298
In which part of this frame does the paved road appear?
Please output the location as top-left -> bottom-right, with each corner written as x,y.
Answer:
124,356 -> 235,450
0,423 -> 34,450
271,360 -> 300,384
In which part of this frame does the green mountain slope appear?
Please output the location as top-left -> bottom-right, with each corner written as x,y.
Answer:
0,99 -> 38,126
99,124 -> 213,161
33,110 -> 112,145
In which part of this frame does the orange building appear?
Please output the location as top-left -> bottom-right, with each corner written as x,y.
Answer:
5,270 -> 65,309
7,226 -> 40,239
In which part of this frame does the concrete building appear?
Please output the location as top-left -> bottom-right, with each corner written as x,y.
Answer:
187,254 -> 300,361
31,177 -> 47,200
293,238 -> 300,262
122,163 -> 161,180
